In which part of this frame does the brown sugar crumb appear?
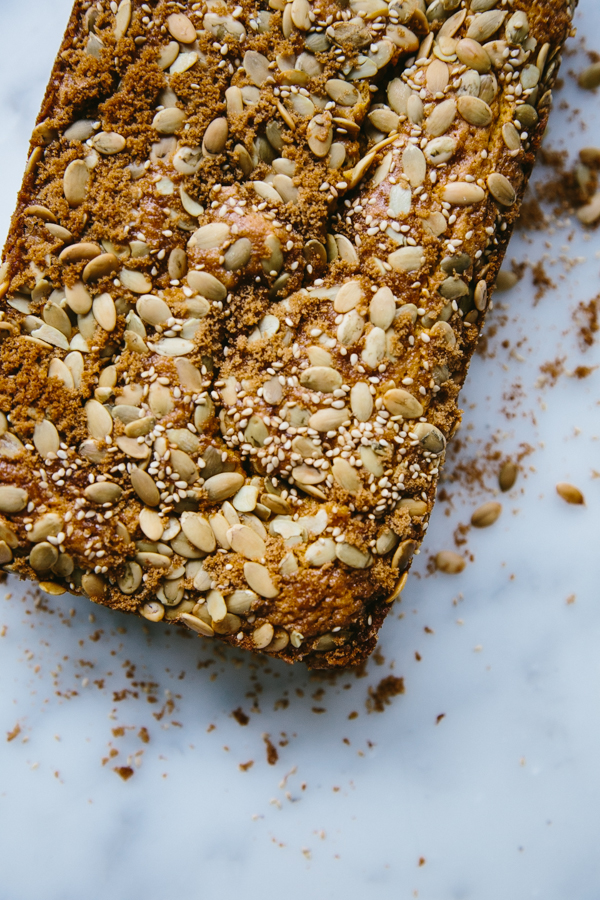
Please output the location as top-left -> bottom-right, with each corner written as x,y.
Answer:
138,727 -> 150,744
575,296 -> 600,351
263,734 -> 279,766
113,766 -> 134,781
538,357 -> 566,388
231,707 -> 250,726
6,722 -> 21,742
531,260 -> 556,302
571,365 -> 596,379
366,676 -> 405,713
239,760 -> 254,772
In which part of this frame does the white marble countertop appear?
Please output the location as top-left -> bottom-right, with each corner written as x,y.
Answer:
1,3 -> 600,898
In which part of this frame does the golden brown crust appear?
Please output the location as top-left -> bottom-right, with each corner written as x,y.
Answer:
0,0 -> 576,668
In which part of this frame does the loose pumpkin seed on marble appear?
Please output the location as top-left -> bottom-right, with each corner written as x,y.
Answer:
435,550 -> 466,574
471,501 -> 502,528
556,483 -> 584,505
498,461 -> 518,492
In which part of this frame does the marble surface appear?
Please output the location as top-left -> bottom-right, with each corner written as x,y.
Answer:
1,3 -> 600,898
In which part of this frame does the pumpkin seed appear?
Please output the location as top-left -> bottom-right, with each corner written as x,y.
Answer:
181,512 -> 216,553
556,483 -> 584,505
224,238 -> 253,270
225,590 -> 256,615
63,160 -> 89,206
45,223 -> 73,243
457,95 -> 493,126
227,524 -> 266,560
202,117 -> 228,157
425,99 -> 456,136
138,508 -> 164,542
412,422 -> 446,454
64,120 -> 95,142
383,388 -> 424,418
578,62 -> 600,91
505,10 -> 529,43
0,541 -> 13,565
244,561 -> 279,598
252,622 -> 274,649
332,458 -> 361,493
33,419 -> 60,459
424,136 -> 456,166
361,327 -> 386,369
163,250 -> 187,284
0,487 -> 28,514
388,183 -> 412,217
86,400 -> 113,440
115,561 -> 142,595
435,550 -> 466,574
392,539 -> 417,571
0,523 -> 17,549
473,280 -> 488,312
368,108 -> 400,134
92,132 -> 126,155
307,115 -> 333,158
466,9 -> 506,43
335,234 -> 359,264
493,460 -> 517,495
455,37 -> 491,72
402,144 -> 426,188
348,382 -> 372,422
501,122 -> 521,152
92,293 -> 117,331
325,79 -> 359,106
181,613 -> 214,637
59,242 -> 101,264
332,280 -> 361,314
487,172 -> 516,206
188,223 -> 230,251
388,79 -> 411,116
430,320 -> 456,347
186,271 -> 226,302
470,501 -> 502,528
427,58 -> 450,93
29,513 -> 62,543
170,531 -> 203,559
130,466 -> 160,506
136,294 -> 172,326
337,310 -> 365,347
442,182 -> 486,205
167,12 -> 196,43
303,538 -> 336,567
30,542 -> 59,572
153,108 -> 185,134
308,408 -> 350,432
244,50 -> 270,86
388,246 -> 425,273
84,482 -> 123,504
65,281 -> 92,315
120,269 -> 152,293
300,367 -> 342,393
336,542 -> 371,569
204,472 -> 245,501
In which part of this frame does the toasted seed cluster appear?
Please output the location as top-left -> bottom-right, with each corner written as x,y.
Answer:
0,0 -> 575,667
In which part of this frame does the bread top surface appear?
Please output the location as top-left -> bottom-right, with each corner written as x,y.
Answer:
0,0 -> 575,665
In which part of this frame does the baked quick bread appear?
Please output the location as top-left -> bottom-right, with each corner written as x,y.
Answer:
0,0 -> 575,667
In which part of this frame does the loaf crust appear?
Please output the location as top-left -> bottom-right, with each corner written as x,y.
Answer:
0,0 -> 576,666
